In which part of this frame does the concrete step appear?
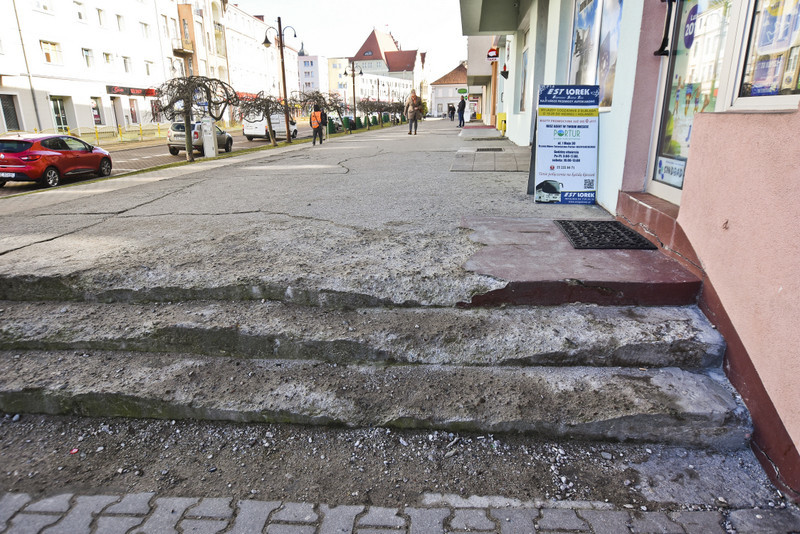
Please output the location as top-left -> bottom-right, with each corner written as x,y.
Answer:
0,350 -> 750,450
0,301 -> 724,369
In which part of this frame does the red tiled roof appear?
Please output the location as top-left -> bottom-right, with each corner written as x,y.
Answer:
385,50 -> 417,72
431,63 -> 467,85
352,29 -> 399,63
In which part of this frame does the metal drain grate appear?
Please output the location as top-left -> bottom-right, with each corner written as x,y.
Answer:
476,147 -> 504,152
554,220 -> 658,250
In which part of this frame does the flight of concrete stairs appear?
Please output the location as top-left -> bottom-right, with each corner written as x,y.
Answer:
0,278 -> 750,453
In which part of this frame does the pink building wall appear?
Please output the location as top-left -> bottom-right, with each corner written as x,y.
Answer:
678,107 -> 800,495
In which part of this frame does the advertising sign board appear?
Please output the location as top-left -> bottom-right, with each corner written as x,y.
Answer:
533,85 -> 599,204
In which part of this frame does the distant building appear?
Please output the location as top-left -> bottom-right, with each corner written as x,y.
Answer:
328,57 -> 411,115
298,51 -> 328,94
430,62 -> 468,118
350,29 -> 428,103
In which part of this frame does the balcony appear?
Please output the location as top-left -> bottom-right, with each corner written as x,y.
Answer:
172,38 -> 194,55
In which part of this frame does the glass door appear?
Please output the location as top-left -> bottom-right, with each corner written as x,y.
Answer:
51,97 -> 68,133
648,1 -> 733,202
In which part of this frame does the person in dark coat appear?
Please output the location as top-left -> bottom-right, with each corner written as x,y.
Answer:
457,96 -> 466,127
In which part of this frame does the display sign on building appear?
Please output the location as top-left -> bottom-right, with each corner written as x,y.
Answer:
533,85 -> 599,204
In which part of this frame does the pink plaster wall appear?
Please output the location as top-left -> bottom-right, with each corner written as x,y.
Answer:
620,1 -> 666,192
678,107 -> 800,450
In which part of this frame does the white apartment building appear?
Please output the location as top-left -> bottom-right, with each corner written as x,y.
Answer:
224,5 -> 294,100
298,54 -> 328,94
0,0 -> 296,135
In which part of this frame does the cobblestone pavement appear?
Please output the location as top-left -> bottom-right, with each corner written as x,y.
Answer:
2,492 -> 799,533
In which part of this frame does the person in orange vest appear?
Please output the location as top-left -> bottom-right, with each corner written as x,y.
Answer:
310,104 -> 324,146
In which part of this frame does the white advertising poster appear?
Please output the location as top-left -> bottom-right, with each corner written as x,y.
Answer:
534,85 -> 599,204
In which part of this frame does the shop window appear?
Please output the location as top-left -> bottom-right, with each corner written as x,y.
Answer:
652,0 -> 731,191
91,97 -> 103,125
129,99 -> 139,123
740,0 -> 800,96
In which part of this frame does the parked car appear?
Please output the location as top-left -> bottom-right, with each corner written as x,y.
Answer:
167,122 -> 233,155
243,114 -> 298,141
0,134 -> 112,188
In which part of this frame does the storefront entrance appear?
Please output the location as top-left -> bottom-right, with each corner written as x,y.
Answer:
50,97 -> 69,133
648,0 -> 732,204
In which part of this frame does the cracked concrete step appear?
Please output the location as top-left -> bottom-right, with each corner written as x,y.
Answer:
0,351 -> 750,450
0,301 -> 725,369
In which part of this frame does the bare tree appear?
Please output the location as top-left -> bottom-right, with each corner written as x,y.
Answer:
296,91 -> 349,135
238,92 -> 287,147
358,99 -> 380,130
156,76 -> 238,161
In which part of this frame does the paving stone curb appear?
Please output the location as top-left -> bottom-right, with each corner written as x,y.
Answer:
2,492 -> 799,533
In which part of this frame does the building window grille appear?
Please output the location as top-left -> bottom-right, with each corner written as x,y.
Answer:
0,95 -> 21,131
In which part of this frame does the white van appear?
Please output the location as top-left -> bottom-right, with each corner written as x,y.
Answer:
243,114 -> 298,141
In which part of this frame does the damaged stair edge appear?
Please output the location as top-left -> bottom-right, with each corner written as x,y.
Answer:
460,278 -> 701,308
0,353 -> 751,450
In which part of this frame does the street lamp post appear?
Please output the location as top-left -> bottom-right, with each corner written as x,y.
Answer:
263,17 -> 296,144
343,60 -> 362,132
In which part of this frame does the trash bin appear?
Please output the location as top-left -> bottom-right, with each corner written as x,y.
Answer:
370,116 -> 378,126
382,113 -> 390,123
327,118 -> 336,134
356,117 -> 363,129
342,117 -> 351,130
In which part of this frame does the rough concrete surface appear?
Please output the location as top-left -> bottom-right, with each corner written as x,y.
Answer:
0,301 -> 724,368
0,121 -> 797,531
0,350 -> 748,448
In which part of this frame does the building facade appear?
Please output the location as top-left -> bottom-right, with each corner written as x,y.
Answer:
0,0 -> 305,135
298,54 -> 328,94
350,29 -> 428,104
328,57 -> 411,116
459,0 -> 800,502
430,62 -> 468,118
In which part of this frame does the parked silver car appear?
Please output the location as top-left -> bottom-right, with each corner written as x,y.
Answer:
167,122 -> 233,156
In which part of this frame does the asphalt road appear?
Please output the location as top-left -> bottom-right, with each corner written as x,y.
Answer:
0,124 -> 313,198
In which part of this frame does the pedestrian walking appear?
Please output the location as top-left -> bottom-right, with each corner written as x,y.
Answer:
310,104 -> 324,145
457,96 -> 466,127
405,90 -> 422,135
448,103 -> 455,121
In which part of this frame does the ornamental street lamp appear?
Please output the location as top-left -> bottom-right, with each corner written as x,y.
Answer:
263,17 -> 296,143
343,60 -> 362,132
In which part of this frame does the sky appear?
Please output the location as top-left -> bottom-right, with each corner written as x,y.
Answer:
229,0 -> 468,82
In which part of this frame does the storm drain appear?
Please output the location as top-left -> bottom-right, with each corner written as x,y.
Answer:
554,220 -> 658,250
476,147 -> 504,152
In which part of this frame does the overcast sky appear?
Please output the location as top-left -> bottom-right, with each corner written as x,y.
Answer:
229,0 -> 468,82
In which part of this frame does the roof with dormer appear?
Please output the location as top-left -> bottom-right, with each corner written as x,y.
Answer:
352,29 -> 421,74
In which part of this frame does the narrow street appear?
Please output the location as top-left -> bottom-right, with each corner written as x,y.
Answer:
0,124 -> 313,198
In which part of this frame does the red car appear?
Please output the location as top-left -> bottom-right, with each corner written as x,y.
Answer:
0,134 -> 112,188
